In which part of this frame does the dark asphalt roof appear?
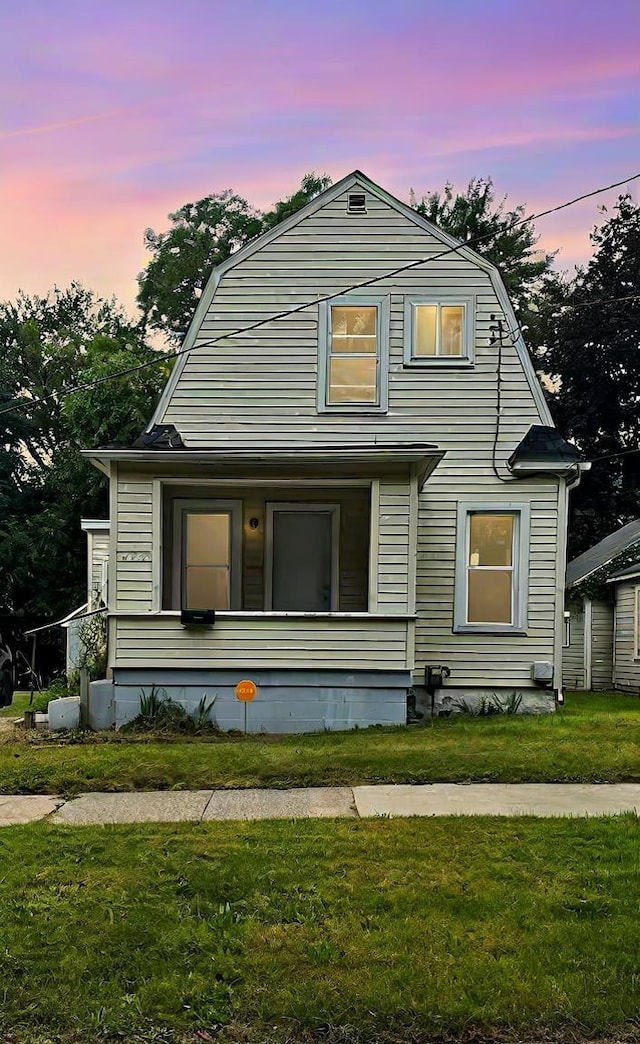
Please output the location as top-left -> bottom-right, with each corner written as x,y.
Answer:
607,562 -> 640,583
566,518 -> 640,587
508,425 -> 581,468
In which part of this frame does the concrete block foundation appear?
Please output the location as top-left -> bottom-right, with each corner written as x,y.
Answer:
413,685 -> 556,719
108,668 -> 412,733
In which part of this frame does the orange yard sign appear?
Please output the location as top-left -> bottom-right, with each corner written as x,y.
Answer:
235,679 -> 258,702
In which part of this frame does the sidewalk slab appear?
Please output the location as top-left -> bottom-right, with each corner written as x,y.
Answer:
353,783 -> 640,818
201,786 -> 356,820
52,790 -> 213,825
0,795 -> 61,825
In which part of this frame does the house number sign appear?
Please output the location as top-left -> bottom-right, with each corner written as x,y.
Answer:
118,552 -> 152,562
235,680 -> 257,702
235,679 -> 257,736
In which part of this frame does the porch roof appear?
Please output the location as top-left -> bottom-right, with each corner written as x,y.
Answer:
84,443 -> 445,490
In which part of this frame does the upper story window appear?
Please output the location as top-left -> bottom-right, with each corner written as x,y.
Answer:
403,295 -> 475,367
318,296 -> 389,413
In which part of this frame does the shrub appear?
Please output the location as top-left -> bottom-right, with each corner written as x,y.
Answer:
29,677 -> 78,713
75,613 -> 107,681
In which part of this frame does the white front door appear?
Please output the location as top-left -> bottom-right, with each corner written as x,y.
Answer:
267,505 -> 339,611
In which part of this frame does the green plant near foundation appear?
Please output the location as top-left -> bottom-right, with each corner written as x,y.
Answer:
192,694 -> 217,730
124,685 -> 220,735
453,691 -> 522,716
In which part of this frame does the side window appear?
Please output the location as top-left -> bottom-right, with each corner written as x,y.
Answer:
404,296 -> 474,366
318,296 -> 389,412
454,504 -> 530,632
634,587 -> 640,658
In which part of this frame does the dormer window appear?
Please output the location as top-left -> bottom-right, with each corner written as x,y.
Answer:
347,193 -> 367,214
317,296 -> 389,413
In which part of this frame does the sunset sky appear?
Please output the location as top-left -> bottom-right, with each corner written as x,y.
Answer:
2,0 -> 639,316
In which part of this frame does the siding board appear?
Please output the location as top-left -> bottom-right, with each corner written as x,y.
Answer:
114,615 -> 408,671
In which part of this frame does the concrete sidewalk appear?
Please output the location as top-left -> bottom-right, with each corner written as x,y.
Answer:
0,783 -> 638,826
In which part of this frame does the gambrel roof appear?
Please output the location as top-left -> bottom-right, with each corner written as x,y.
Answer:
150,170 -> 553,431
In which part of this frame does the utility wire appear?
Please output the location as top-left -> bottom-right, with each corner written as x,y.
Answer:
1,169 -> 639,421
589,447 -> 640,463
555,292 -> 640,310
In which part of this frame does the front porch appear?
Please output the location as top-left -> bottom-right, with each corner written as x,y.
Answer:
94,443 -> 443,731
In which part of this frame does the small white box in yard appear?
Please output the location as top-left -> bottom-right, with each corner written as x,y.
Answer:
48,696 -> 81,731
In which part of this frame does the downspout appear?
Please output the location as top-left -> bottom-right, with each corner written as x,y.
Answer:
554,463 -> 589,700
584,596 -> 592,691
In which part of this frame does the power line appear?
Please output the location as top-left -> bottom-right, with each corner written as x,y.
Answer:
557,292 -> 640,311
590,447 -> 640,463
1,169 -> 639,422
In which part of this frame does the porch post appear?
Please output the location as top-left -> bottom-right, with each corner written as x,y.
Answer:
368,479 -> 380,611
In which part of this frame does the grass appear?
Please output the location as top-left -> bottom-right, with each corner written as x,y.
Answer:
0,691 -> 638,796
0,815 -> 638,1043
0,690 -> 31,718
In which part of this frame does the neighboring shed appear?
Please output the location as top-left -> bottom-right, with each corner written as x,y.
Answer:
607,563 -> 640,694
563,520 -> 640,693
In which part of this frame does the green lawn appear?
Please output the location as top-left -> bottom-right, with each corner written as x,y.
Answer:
0,691 -> 638,795
0,690 -> 31,717
0,816 -> 638,1043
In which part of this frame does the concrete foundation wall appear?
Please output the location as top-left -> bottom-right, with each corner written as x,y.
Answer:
414,685 -> 555,718
111,668 -> 411,733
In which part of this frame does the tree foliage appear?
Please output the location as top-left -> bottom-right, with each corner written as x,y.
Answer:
413,178 -> 556,314
137,173 -> 332,341
0,284 -> 167,648
137,192 -> 264,342
541,195 -> 640,556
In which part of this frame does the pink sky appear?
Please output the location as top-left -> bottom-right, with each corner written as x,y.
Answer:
1,0 -> 639,316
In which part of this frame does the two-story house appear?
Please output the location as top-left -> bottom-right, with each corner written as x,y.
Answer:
84,172 -> 582,731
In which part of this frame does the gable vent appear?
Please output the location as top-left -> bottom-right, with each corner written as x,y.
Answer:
347,192 -> 367,214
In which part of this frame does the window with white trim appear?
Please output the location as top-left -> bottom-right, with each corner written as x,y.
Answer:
634,586 -> 640,659
318,296 -> 389,412
403,296 -> 474,365
454,504 -> 530,632
170,499 -> 242,610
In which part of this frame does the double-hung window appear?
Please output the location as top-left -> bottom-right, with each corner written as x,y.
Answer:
171,499 -> 242,610
318,296 -> 389,412
634,587 -> 640,659
403,295 -> 474,366
454,503 -> 530,632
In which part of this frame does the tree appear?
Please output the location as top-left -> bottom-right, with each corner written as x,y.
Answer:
261,172 -> 333,231
542,195 -> 640,555
136,173 -> 332,341
412,178 -> 556,313
0,284 -> 168,656
137,192 -> 263,342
